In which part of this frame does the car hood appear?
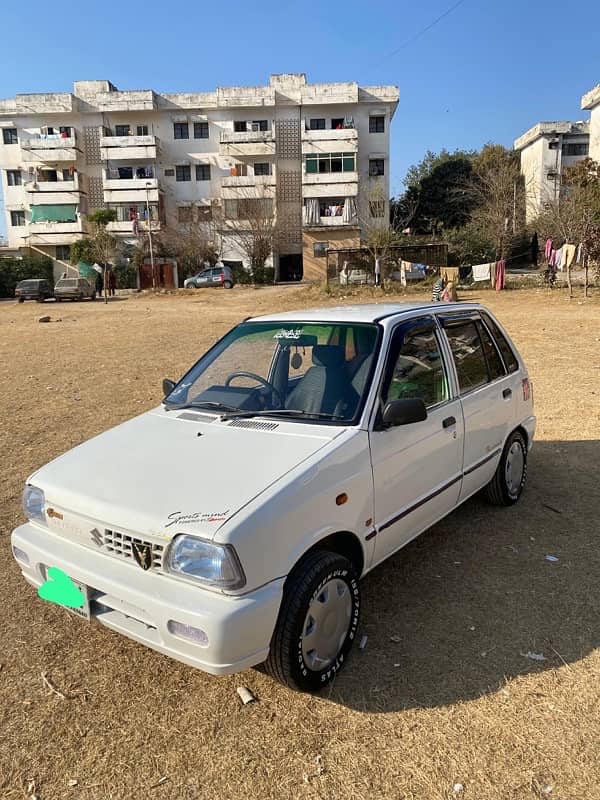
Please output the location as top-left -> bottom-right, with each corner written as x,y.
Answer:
29,407 -> 342,542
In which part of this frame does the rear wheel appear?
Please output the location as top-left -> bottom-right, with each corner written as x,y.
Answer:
264,550 -> 360,691
18,298 -> 24,303
485,430 -> 527,505
223,280 -> 233,289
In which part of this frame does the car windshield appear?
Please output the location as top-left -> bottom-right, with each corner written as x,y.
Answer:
164,321 -> 381,423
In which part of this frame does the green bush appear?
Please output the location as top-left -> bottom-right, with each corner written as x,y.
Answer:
115,263 -> 138,289
252,265 -> 274,285
0,256 -> 54,297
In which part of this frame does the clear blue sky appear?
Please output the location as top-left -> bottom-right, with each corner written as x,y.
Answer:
1,0 -> 599,237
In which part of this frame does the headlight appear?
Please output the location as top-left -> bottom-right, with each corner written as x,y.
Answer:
167,535 -> 246,590
22,485 -> 45,523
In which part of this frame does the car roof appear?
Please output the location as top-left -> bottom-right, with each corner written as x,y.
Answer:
248,302 -> 486,324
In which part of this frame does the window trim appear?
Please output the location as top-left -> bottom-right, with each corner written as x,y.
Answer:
195,164 -> 211,181
7,170 -> 22,186
194,121 -> 209,139
175,165 -> 192,182
3,128 -> 18,145
173,122 -> 189,140
369,116 -> 385,134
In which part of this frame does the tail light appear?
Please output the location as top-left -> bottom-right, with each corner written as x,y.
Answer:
219,271 -> 224,283
522,378 -> 532,402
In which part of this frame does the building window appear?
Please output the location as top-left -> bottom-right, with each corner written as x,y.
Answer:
176,165 -> 191,181
56,245 -> 71,261
3,128 -> 18,145
10,210 -> 25,226
195,164 -> 211,181
309,118 -> 326,130
178,206 -> 193,223
194,122 -> 209,139
174,122 -> 189,140
197,205 -> 213,221
164,168 -> 175,177
313,242 -> 329,257
369,116 -> 385,133
369,159 -> 385,176
562,142 -> 589,157
305,152 -> 356,174
331,118 -> 344,129
254,162 -> 271,176
251,120 -> 268,131
137,125 -> 148,136
59,126 -> 72,137
115,124 -> 132,137
7,170 -> 21,186
369,200 -> 385,217
548,139 -> 559,150
234,121 -> 247,132
318,198 -> 345,217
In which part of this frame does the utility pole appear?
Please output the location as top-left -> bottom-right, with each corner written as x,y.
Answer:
145,181 -> 156,289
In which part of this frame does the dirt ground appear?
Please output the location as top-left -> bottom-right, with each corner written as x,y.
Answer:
0,285 -> 598,800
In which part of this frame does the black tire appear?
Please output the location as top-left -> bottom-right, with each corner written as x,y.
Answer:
223,280 -> 233,289
56,297 -> 62,302
485,429 -> 527,506
91,292 -> 96,301
18,298 -> 24,303
264,550 -> 360,691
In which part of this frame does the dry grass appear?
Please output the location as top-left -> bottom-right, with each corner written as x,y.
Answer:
0,285 -> 599,800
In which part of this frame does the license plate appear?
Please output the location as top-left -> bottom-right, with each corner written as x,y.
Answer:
68,578 -> 91,621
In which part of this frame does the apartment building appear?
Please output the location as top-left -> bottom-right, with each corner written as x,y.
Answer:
514,121 -> 589,224
0,74 -> 399,283
581,83 -> 600,162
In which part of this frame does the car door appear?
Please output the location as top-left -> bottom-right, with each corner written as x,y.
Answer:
439,313 -> 515,502
211,268 -> 222,285
369,317 -> 465,566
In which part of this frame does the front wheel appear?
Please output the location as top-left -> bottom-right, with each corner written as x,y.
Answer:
485,430 -> 527,506
264,550 -> 360,691
18,298 -> 24,303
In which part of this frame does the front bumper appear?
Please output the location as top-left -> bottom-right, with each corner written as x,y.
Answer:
11,522 -> 284,676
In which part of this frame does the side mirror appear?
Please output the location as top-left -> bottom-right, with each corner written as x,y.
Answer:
382,398 -> 427,428
162,378 -> 176,397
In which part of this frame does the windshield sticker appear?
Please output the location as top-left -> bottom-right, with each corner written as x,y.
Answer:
274,328 -> 304,340
165,510 -> 230,528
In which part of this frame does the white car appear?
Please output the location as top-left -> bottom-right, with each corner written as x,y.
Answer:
13,303 -> 535,691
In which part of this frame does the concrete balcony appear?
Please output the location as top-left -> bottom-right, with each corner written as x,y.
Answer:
21,135 -> 79,162
302,171 -> 358,198
100,135 -> 159,160
103,177 -> 160,204
304,215 -> 358,228
106,219 -> 161,235
302,128 -> 358,154
27,220 -> 87,245
219,130 -> 276,157
26,175 -> 84,205
221,174 -> 275,199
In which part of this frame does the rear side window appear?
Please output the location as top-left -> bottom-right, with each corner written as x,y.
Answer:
384,325 -> 449,408
482,313 -> 519,372
477,321 -> 505,380
444,321 -> 489,394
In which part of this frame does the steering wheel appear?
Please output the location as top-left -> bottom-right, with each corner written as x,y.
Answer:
224,371 -> 285,408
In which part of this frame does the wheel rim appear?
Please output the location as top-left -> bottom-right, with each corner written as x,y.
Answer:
505,441 -> 524,494
301,578 -> 352,670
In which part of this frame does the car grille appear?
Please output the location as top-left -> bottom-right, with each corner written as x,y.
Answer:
96,529 -> 166,571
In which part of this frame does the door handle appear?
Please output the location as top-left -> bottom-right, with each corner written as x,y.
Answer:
442,416 -> 456,429
503,388 -> 512,399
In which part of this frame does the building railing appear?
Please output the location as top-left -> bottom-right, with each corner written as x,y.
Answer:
21,134 -> 77,150
220,130 -> 274,144
100,134 -> 158,147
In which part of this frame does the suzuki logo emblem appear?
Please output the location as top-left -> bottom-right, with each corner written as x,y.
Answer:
132,541 -> 152,571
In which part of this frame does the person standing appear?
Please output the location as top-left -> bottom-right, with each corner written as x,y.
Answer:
108,269 -> 117,297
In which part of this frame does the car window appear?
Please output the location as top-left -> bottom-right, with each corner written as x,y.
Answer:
477,320 -> 505,380
481,313 -> 519,373
58,279 -> 77,287
444,321 -> 489,394
383,324 -> 449,408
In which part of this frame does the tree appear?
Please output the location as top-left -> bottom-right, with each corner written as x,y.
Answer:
162,218 -> 220,280
397,149 -> 478,235
87,209 -> 118,303
466,144 -> 525,261
534,158 -> 600,296
221,190 -> 277,283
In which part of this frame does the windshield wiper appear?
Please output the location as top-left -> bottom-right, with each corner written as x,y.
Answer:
221,408 -> 343,421
164,400 -> 241,413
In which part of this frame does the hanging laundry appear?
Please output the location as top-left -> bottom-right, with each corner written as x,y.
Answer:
132,218 -> 139,236
576,243 -> 583,264
495,259 -> 506,291
544,238 -> 553,261
554,247 -> 563,270
472,263 -> 491,282
562,243 -> 576,269
549,249 -> 557,268
441,266 -> 459,283
490,261 -> 497,287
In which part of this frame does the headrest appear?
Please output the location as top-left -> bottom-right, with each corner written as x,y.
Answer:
312,345 -> 345,368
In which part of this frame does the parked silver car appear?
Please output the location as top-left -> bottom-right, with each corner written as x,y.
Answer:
184,265 -> 235,289
54,277 -> 96,302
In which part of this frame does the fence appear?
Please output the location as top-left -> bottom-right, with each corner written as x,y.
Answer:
326,243 -> 448,285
